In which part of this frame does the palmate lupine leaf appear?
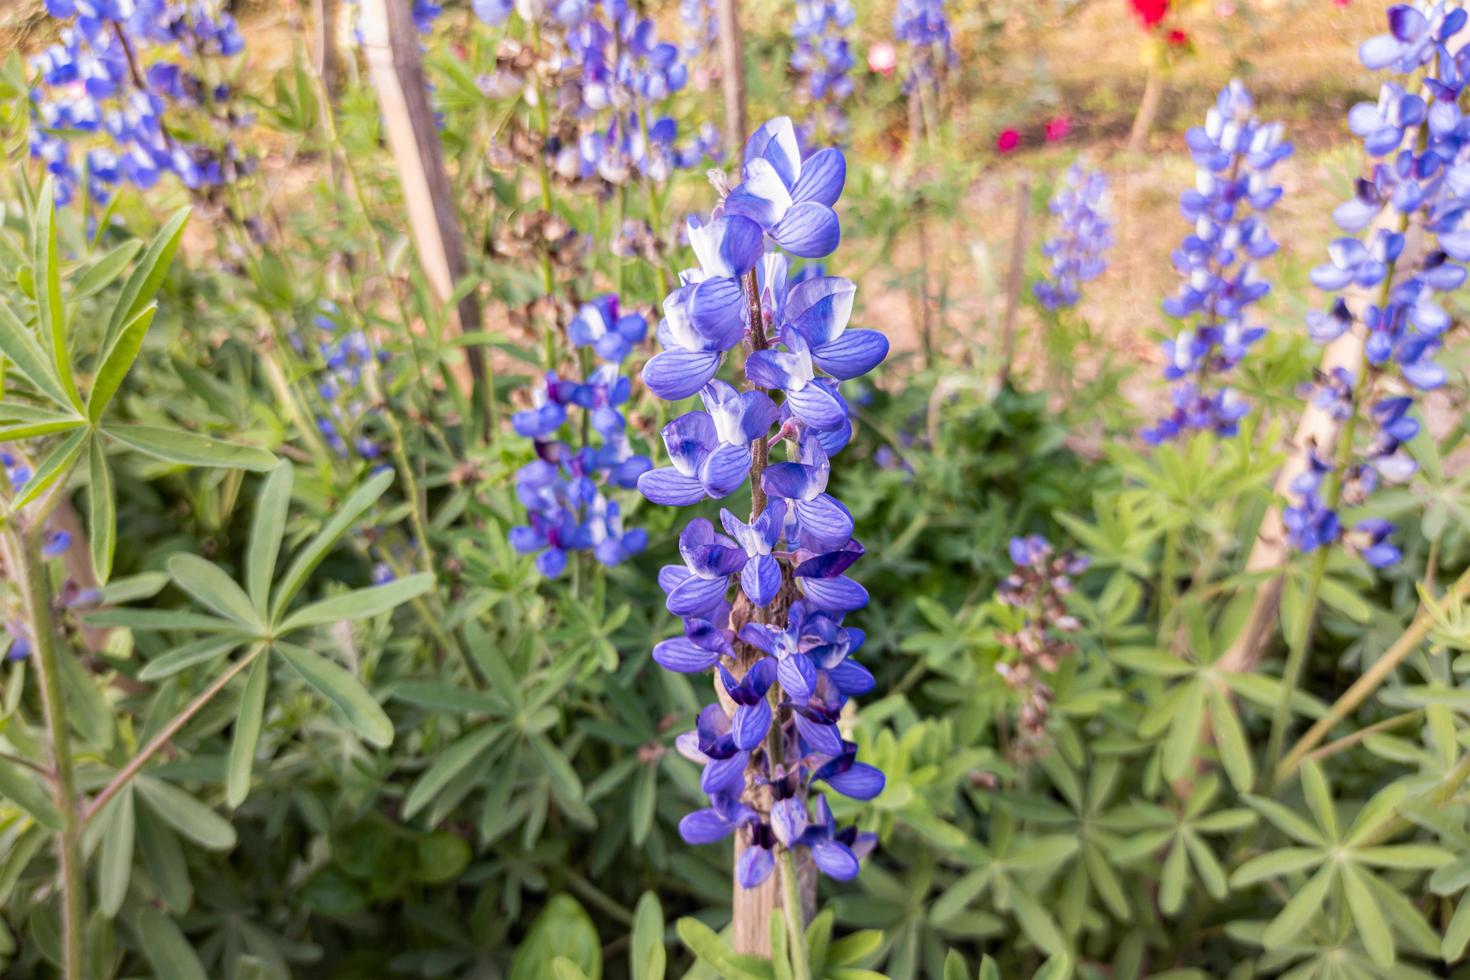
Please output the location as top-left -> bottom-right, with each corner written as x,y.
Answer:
1231,761 -> 1449,968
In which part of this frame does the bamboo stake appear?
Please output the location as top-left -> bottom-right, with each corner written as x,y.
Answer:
357,0 -> 484,396
715,0 -> 747,157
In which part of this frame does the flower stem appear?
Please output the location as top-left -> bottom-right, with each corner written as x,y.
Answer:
5,525 -> 84,978
744,268 -> 769,518
778,847 -> 812,980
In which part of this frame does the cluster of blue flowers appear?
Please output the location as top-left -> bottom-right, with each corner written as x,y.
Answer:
32,0 -> 249,206
1033,163 -> 1113,311
476,0 -> 717,186
892,0 -> 953,92
1141,81 -> 1292,445
509,296 -> 652,577
639,117 -> 886,888
791,0 -> 856,144
295,303 -> 390,465
1286,2 -> 1464,568
679,0 -> 719,79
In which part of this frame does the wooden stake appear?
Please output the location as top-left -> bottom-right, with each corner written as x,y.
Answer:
715,0 -> 747,156
358,0 -> 484,394
1127,67 -> 1163,155
1000,177 -> 1031,388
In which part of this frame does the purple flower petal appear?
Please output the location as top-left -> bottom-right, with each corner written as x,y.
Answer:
822,762 -> 886,800
829,658 -> 875,696
652,636 -> 723,672
701,751 -> 749,794
742,553 -> 783,607
762,461 -> 823,501
771,797 -> 808,846
688,214 -> 764,278
791,147 -> 846,207
666,574 -> 732,617
811,839 -> 861,880
732,699 -> 772,749
778,652 -> 817,699
800,574 -> 869,612
773,202 -> 841,258
786,277 -> 856,347
699,443 -> 754,497
679,807 -> 738,844
813,329 -> 889,380
638,467 -> 708,506
795,713 -> 844,756
690,276 -> 747,345
746,349 -> 802,390
795,494 -> 854,548
737,844 -> 776,888
785,380 -> 848,430
643,349 -> 724,400
744,117 -> 802,187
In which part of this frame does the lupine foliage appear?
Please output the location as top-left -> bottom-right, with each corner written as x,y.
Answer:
0,2 -> 1468,980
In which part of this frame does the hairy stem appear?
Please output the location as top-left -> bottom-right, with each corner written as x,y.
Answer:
779,847 -> 813,980
84,644 -> 268,824
1276,564 -> 1470,783
6,526 -> 84,978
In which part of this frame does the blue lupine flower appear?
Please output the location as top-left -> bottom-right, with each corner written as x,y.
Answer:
892,0 -> 953,92
1033,164 -> 1113,311
1287,3 -> 1468,567
569,295 -> 649,362
724,118 -> 846,257
1142,81 -> 1292,444
791,0 -> 855,144
720,501 -> 786,606
509,294 -> 651,577
647,119 -> 883,889
31,0 -> 250,205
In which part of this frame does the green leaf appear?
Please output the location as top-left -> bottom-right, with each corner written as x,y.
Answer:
1353,844 -> 1453,870
1031,954 -> 1072,980
1243,795 -> 1327,847
32,178 -> 81,409
1162,679 -> 1205,781
135,905 -> 207,980
277,644 -> 394,748
530,733 -> 588,819
135,776 -> 237,851
1207,688 -> 1254,793
105,423 -> 276,472
1182,831 -> 1228,900
0,299 -> 74,408
166,554 -> 261,628
1011,886 -> 1068,957
97,785 -> 135,918
552,959 -> 593,980
0,758 -> 61,830
1344,782 -> 1407,846
73,239 -> 141,298
136,635 -> 243,681
402,725 -> 502,819
1342,864 -> 1394,968
943,950 -> 970,980
13,427 -> 87,508
271,469 -> 393,619
1261,863 -> 1334,951
87,301 -> 155,422
246,463 -> 292,615
630,892 -> 665,980
104,207 -> 189,353
87,436 -> 115,583
979,956 -> 1001,980
226,653 -> 270,808
1159,836 -> 1188,915
278,573 -> 434,632
0,408 -> 86,440
1299,760 -> 1338,842
1317,576 -> 1374,623
511,895 -> 602,980
85,608 -> 243,632
1444,893 -> 1470,962
135,799 -> 192,913
414,831 -> 471,883
1230,848 -> 1325,887
825,928 -> 880,967
1111,646 -> 1195,677
675,918 -> 774,980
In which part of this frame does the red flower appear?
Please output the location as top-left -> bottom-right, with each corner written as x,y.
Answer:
1165,27 -> 1189,45
995,129 -> 1021,153
1044,116 -> 1072,142
1129,0 -> 1169,28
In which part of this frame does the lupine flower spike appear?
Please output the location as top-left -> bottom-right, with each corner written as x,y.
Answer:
1033,163 -> 1114,311
1142,81 -> 1292,444
1287,2 -> 1466,568
641,117 -> 886,894
510,295 -> 651,576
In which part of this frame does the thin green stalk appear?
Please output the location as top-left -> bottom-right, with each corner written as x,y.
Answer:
1277,564 -> 1470,782
1157,524 -> 1181,642
779,848 -> 812,980
7,526 -> 84,978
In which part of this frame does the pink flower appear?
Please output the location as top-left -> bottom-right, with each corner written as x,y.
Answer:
1044,116 -> 1072,142
868,41 -> 897,77
995,129 -> 1021,154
